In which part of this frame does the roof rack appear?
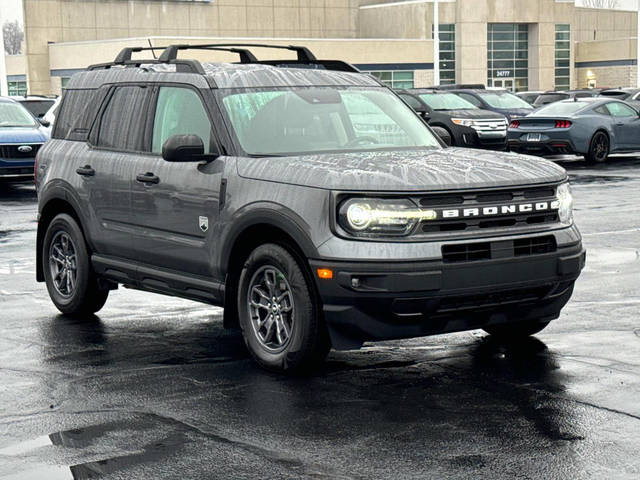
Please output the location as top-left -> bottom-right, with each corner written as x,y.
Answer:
88,43 -> 361,76
158,43 -> 360,73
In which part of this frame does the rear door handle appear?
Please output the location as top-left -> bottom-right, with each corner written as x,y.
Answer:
136,172 -> 160,184
76,165 -> 95,177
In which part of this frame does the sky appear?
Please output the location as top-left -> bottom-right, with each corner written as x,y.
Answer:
0,0 -> 23,24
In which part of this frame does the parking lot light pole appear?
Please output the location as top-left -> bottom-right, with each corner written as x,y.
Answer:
637,0 -> 640,88
433,0 -> 440,86
0,8 -> 8,96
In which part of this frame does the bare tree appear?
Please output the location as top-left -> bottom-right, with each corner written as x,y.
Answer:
580,0 -> 620,8
3,20 -> 24,55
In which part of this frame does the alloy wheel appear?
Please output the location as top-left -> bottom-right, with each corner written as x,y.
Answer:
247,265 -> 295,352
48,231 -> 78,298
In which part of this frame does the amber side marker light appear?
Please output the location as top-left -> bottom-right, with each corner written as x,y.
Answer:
317,268 -> 333,280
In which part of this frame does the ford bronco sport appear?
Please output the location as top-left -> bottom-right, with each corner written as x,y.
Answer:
35,44 -> 585,371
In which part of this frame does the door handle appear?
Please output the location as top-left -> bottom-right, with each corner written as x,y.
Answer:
136,172 -> 160,184
76,165 -> 95,177
615,122 -> 624,126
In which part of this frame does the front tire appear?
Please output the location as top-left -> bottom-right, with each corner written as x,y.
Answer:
483,320 -> 550,340
237,243 -> 330,372
43,214 -> 109,316
585,131 -> 609,163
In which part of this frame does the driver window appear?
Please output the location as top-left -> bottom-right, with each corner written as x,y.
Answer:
152,87 -> 212,154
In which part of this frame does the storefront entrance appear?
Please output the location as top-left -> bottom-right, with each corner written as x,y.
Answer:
487,24 -> 528,92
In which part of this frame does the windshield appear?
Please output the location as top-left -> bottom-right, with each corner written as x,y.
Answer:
18,99 -> 55,118
221,87 -> 441,156
478,92 -> 532,109
417,93 -> 476,111
0,102 -> 37,127
532,101 -> 589,116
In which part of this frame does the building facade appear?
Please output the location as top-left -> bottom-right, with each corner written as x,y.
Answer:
4,0 -> 639,96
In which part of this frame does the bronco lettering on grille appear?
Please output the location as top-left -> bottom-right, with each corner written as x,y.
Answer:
441,201 -> 560,219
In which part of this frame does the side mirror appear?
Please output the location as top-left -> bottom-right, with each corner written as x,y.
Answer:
162,134 -> 217,162
431,126 -> 452,146
419,109 -> 431,121
38,118 -> 51,128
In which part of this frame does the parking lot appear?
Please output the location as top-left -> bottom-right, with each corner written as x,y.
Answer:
0,156 -> 639,479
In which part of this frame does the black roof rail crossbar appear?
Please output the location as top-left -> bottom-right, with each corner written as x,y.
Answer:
158,43 -> 317,64
114,46 -> 161,64
431,84 -> 486,90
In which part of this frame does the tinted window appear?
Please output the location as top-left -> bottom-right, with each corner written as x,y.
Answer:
605,102 -> 637,117
53,89 -> 100,141
418,93 -> 476,110
96,86 -> 150,151
534,93 -> 569,106
400,94 -> 423,110
18,100 -> 55,118
457,93 -> 483,107
532,101 -> 588,116
152,87 -> 212,154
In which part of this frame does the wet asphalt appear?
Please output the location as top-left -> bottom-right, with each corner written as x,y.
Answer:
0,157 -> 639,479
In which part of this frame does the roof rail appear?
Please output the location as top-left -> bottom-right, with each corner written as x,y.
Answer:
158,43 -> 360,73
88,46 -> 207,74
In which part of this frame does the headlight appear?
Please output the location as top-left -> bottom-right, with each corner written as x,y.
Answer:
451,118 -> 474,127
338,198 -> 437,237
556,182 -> 573,225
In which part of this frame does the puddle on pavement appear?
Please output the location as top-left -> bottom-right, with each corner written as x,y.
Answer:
0,416 -> 191,479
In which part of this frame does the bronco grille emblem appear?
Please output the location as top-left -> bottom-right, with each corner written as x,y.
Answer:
18,145 -> 33,153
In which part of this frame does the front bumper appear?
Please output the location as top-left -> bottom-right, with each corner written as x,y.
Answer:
310,241 -> 585,350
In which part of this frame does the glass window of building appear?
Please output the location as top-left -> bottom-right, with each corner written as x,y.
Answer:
433,24 -> 456,85
366,71 -> 414,89
487,24 -> 528,92
555,25 -> 570,91
8,81 -> 27,96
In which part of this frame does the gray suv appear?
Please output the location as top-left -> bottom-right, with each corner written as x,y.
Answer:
35,44 -> 585,372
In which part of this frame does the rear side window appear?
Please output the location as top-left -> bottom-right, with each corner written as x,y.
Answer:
151,87 -> 212,154
400,94 -> 424,110
53,89 -> 100,141
605,102 -> 637,117
96,86 -> 150,151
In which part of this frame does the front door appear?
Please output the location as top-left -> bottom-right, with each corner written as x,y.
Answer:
503,79 -> 514,92
129,86 -> 222,277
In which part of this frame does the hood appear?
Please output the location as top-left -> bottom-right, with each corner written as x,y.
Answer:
236,148 -> 567,192
0,126 -> 49,144
440,109 -> 504,119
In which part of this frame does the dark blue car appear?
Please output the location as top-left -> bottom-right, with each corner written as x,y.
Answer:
0,97 -> 50,182
438,87 -> 534,120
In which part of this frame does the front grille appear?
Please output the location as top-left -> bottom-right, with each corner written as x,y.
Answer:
442,242 -> 491,263
442,235 -> 556,263
417,185 -> 560,235
472,119 -> 507,134
0,144 -> 42,160
514,236 -> 557,256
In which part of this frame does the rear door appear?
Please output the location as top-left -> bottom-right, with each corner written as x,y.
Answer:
85,84 -> 154,259
604,102 -> 640,150
128,85 -> 222,277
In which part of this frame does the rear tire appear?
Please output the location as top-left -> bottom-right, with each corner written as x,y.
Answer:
43,214 -> 109,316
584,131 -> 609,163
237,243 -> 330,372
483,320 -> 550,340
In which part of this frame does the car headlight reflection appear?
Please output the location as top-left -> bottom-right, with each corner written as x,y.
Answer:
556,182 -> 573,225
339,198 -> 436,237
